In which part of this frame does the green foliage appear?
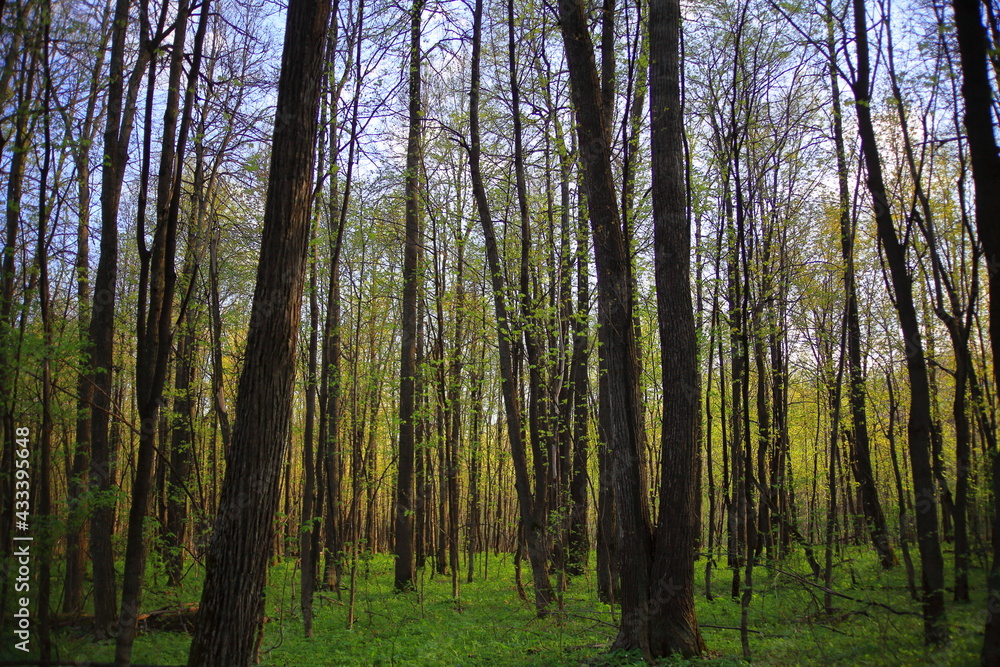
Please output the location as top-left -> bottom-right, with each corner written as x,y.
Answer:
34,548 -> 986,665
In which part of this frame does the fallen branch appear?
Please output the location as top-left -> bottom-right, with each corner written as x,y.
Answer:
700,623 -> 767,635
760,564 -> 920,617
135,603 -> 199,633
49,604 -> 202,635
555,611 -> 618,629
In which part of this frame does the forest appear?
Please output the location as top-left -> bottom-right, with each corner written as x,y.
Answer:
1,0 -> 999,663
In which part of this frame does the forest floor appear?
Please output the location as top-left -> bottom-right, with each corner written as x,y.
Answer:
17,546 -> 989,665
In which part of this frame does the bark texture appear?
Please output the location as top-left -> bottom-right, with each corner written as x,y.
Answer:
559,0 -> 651,652
186,0 -> 331,661
394,0 -> 423,592
950,0 -> 1000,662
648,0 -> 706,656
851,0 -> 946,645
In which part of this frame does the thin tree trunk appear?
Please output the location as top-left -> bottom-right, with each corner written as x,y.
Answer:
567,193 -> 591,578
117,2 -> 209,661
36,27 -> 54,657
165,126 -> 210,588
850,0 -> 946,644
0,37 -> 34,638
393,0 -> 422,592
447,239 -> 465,600
166,310 -> 196,588
301,226 -> 320,635
320,0 -> 359,590
886,370 -> 919,599
89,0 -> 154,633
62,3 -> 110,611
208,222 -> 231,454
467,367 -> 483,583
826,3 -> 895,568
508,0 -> 556,591
704,288 -> 721,600
468,0 -> 553,614
824,318 -> 848,616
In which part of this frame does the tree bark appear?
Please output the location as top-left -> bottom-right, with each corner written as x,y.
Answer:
950,0 -> 1000,661
646,0 -> 706,655
468,0 -> 553,614
826,2 -> 895,569
559,0 -> 652,650
165,123 -> 211,588
186,0 -> 331,659
850,0 -> 946,644
0,16 -> 36,638
393,0 -> 422,592
301,226 -> 320,634
117,2 -> 211,661
62,2 -> 110,611
567,182 -> 591,578
447,238 -> 464,599
37,25 -> 54,657
89,0 -> 160,635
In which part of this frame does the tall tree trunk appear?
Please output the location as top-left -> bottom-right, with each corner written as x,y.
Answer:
647,0 -> 706,655
559,0 -> 651,650
36,26 -> 54,657
826,3 -> 895,569
165,131 -> 210,588
850,0 -> 946,644
117,2 -> 209,661
186,0 -> 331,659
509,0 -> 556,590
89,0 -> 153,632
0,37 -> 34,638
63,3 -> 110,611
468,0 -> 553,614
301,225 -> 320,634
596,341 -> 619,604
208,221 -> 231,454
824,321 -> 848,616
704,276 -> 721,599
886,371 -> 919,599
467,367 -> 483,583
166,315 -> 196,588
950,0 -> 1000,661
393,0 -> 422,592
567,182 -> 591,577
320,0 -> 357,590
447,238 -> 465,600
727,191 -> 747,603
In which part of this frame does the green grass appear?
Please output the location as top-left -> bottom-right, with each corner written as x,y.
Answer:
13,546 -> 990,665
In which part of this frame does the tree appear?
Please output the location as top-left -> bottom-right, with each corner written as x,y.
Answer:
394,0 -> 422,593
0,1 -> 38,635
849,0 -> 946,644
645,0 -> 707,656
558,0 -> 653,651
467,0 -> 554,614
949,0 -> 1000,661
187,0 -> 332,660
826,0 -> 895,570
36,11 -> 54,656
116,1 -> 211,661
59,0 -> 111,613
89,0 -> 156,634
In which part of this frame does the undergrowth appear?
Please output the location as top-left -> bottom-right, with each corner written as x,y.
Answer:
7,546 -> 988,665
